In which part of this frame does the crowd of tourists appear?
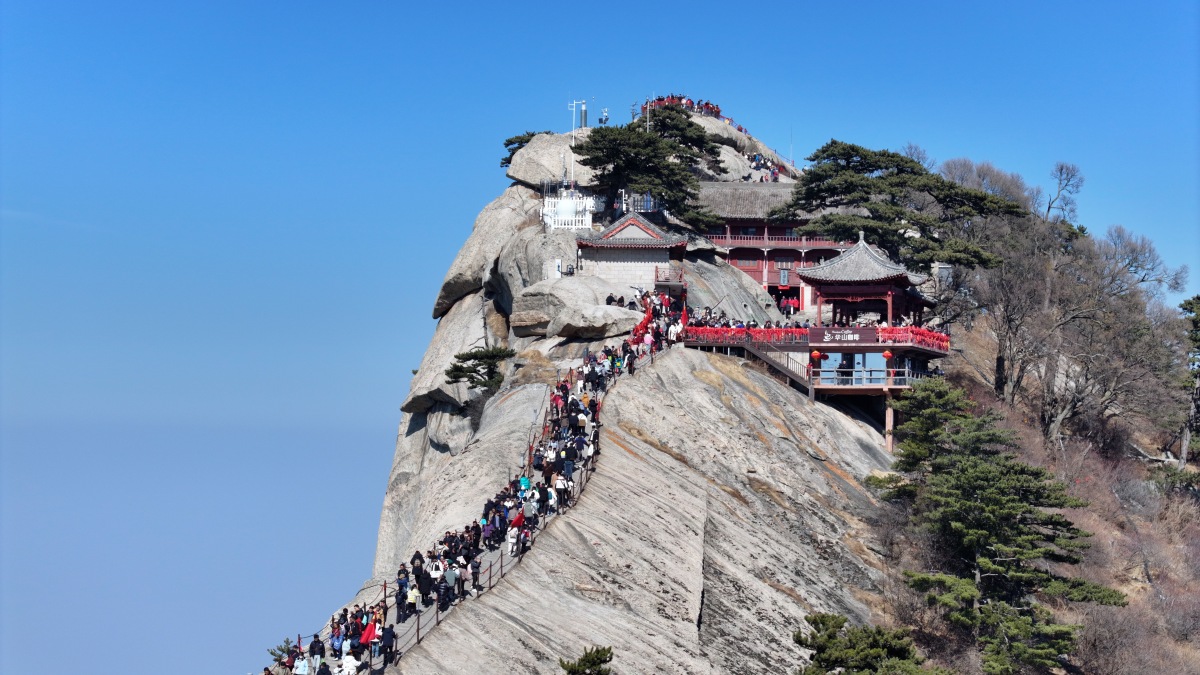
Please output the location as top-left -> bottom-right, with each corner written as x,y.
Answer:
641,93 -> 723,119
264,324 -> 687,674
640,94 -> 757,136
740,152 -> 784,182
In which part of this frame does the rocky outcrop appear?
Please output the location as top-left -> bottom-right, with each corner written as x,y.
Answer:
493,226 -> 580,314
362,124 -> 900,673
682,255 -> 786,323
691,114 -> 799,180
375,383 -> 550,579
383,347 -> 892,674
402,290 -> 489,414
545,303 -> 643,339
506,130 -> 598,189
433,185 -> 541,319
509,276 -> 629,338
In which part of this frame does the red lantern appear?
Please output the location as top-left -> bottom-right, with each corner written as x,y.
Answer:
882,350 -> 893,360
821,352 -> 830,360
811,351 -> 821,360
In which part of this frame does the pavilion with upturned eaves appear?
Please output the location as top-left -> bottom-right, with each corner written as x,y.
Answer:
682,232 -> 950,452
795,231 -> 934,329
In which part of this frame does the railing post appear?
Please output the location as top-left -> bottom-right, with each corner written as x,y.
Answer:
488,561 -> 493,589
435,590 -> 441,625
416,609 -> 422,644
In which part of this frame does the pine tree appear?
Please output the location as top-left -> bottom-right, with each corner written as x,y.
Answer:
266,636 -> 294,665
443,346 -> 516,391
794,613 -> 951,674
771,140 -> 1023,269
576,112 -> 721,228
559,645 -> 614,675
867,378 -> 1010,498
643,103 -> 726,177
1178,294 -> 1200,466
874,380 -> 1126,673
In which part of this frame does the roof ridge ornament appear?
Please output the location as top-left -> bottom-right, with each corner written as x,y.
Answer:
858,230 -> 865,243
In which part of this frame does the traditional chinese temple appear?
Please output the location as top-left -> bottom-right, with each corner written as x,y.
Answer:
693,182 -> 854,308
575,212 -> 687,292
683,233 -> 949,451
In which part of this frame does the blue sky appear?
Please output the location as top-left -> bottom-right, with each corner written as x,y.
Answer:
1,2 -> 1196,673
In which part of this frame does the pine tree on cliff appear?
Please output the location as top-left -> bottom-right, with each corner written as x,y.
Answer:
444,346 -> 516,391
559,645 -> 614,675
795,613 -> 951,674
576,107 -> 721,228
1179,294 -> 1200,466
771,140 -> 1024,269
872,379 -> 1125,673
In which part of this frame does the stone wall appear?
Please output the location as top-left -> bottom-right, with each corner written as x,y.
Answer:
579,247 -> 669,289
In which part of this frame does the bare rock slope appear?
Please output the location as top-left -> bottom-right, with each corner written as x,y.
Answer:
385,348 -> 892,674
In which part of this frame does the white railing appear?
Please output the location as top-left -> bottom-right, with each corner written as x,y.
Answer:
542,195 -> 602,231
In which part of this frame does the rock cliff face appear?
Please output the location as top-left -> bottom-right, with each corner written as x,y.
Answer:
368,134 -> 896,673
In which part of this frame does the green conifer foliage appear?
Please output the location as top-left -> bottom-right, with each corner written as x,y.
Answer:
794,613 -> 951,675
558,645 -> 614,675
875,379 -> 1126,673
576,109 -> 721,228
266,636 -> 294,665
772,140 -> 1024,269
443,346 -> 516,391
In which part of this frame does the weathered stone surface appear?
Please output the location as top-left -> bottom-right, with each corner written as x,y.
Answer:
546,303 -> 643,339
506,130 -> 598,189
682,255 -> 786,323
374,383 -> 549,578
510,276 -> 627,337
432,185 -> 541,319
691,114 -> 798,180
401,290 -> 488,414
685,232 -> 721,254
701,144 -> 796,184
387,347 -> 892,674
494,226 -> 580,314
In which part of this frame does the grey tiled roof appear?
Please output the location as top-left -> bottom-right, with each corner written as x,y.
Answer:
694,182 -> 870,221
794,232 -> 928,285
695,182 -> 796,219
577,213 -> 688,249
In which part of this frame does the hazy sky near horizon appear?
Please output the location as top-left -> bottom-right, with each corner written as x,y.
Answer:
2,2 -> 1197,673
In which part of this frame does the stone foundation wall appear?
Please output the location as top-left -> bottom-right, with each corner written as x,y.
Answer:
579,248 -> 668,288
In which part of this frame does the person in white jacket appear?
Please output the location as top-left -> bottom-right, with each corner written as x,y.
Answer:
338,651 -> 361,675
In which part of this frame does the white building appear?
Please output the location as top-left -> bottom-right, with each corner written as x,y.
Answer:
576,213 -> 686,290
